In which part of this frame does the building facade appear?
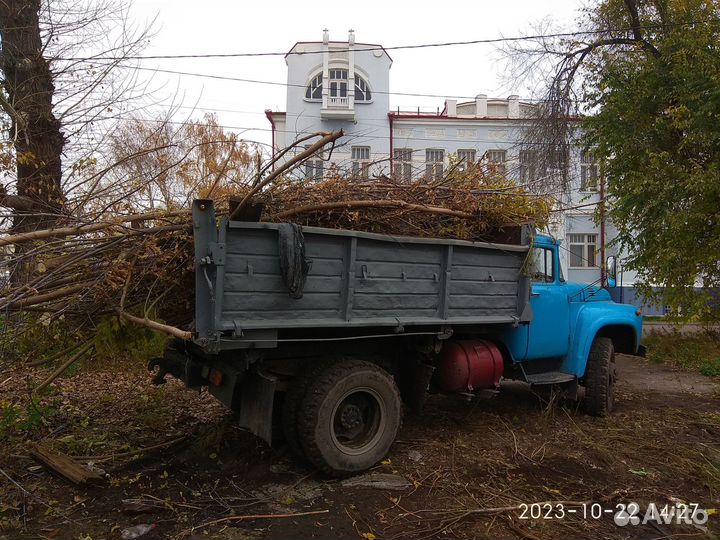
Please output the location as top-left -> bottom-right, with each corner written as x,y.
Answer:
266,31 -> 656,312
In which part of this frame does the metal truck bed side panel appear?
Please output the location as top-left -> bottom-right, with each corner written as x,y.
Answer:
192,200 -> 530,348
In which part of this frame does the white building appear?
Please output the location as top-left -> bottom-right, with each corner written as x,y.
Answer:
266,31 -> 654,312
266,29 -> 391,176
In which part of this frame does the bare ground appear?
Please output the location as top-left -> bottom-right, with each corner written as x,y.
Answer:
1,354 -> 718,540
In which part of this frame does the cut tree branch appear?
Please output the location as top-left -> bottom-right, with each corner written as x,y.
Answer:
0,209 -> 188,247
7,281 -> 95,308
34,341 -> 94,394
274,199 -> 475,220
116,308 -> 191,340
230,130 -> 343,220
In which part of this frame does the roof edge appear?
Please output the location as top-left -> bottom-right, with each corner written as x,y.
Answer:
285,41 -> 393,62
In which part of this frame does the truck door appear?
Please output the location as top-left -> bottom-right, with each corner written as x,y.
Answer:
525,245 -> 571,360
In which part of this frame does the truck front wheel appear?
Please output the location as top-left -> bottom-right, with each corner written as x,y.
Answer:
584,337 -> 616,416
298,360 -> 402,476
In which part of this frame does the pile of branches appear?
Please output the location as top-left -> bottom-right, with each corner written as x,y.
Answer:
262,173 -> 549,240
1,131 -> 550,371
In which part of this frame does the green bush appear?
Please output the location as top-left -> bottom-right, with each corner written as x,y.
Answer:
700,358 -> 720,377
93,311 -> 168,364
9,314 -> 78,363
644,331 -> 720,377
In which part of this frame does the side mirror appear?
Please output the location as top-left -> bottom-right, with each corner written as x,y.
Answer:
606,255 -> 617,288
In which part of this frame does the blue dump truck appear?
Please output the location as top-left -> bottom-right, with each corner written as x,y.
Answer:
151,199 -> 643,475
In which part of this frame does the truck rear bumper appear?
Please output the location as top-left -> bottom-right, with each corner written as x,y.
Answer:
150,344 -> 276,444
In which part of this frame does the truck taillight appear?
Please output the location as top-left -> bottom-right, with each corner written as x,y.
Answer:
636,309 -> 642,316
208,369 -> 223,386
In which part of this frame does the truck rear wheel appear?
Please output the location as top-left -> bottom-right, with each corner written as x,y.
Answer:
281,359 -> 332,458
298,360 -> 402,476
584,337 -> 616,416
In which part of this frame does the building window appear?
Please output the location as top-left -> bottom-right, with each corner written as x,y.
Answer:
568,233 -> 598,268
486,149 -> 507,174
304,146 -> 324,180
305,73 -> 323,100
425,149 -> 444,180
549,147 -> 568,171
457,149 -> 476,170
351,146 -> 371,179
580,150 -> 598,191
329,69 -> 348,97
519,149 -> 539,183
306,70 -> 372,102
354,76 -> 372,101
393,148 -> 412,181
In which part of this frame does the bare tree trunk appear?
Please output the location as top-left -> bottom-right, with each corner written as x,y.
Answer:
1,0 -> 66,282
1,0 -> 66,220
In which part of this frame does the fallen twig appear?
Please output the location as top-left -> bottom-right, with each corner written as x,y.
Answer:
72,435 -> 187,463
391,500 -> 592,540
0,466 -> 53,507
180,509 -> 330,536
34,341 -> 94,394
27,341 -> 84,367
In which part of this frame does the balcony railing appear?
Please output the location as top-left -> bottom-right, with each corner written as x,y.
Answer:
321,95 -> 354,119
327,96 -> 349,108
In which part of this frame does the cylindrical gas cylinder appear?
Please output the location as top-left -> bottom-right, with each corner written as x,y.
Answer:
434,340 -> 504,392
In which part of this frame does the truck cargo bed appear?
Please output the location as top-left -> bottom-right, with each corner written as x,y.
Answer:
192,199 -> 532,350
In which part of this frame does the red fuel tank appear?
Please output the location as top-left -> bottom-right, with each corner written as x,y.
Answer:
434,340 -> 504,392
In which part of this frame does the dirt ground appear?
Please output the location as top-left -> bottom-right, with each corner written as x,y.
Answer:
1,353 -> 718,540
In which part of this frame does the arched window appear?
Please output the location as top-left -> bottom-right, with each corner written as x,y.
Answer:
354,76 -> 371,101
305,73 -> 322,100
305,71 -> 373,102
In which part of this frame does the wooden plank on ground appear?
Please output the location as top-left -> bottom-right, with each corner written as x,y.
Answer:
29,443 -> 105,485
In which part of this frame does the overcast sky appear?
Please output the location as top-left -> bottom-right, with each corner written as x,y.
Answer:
127,0 -> 585,147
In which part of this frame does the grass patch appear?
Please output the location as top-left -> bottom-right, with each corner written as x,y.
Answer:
0,399 -> 59,442
644,331 -> 720,377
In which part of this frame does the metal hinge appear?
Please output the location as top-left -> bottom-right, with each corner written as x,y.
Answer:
209,242 -> 226,266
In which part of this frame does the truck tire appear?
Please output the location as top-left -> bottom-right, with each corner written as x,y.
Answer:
298,360 -> 402,476
281,359 -> 333,458
584,337 -> 616,416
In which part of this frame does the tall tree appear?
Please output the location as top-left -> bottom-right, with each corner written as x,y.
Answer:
0,0 -> 152,284
510,0 -> 720,318
0,0 -> 65,230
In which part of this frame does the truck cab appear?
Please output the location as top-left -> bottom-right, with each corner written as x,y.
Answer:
502,234 -> 643,412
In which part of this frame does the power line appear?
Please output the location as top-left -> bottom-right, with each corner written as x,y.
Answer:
96,63 -> 552,102
90,113 -> 586,148
55,20 -> 713,61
